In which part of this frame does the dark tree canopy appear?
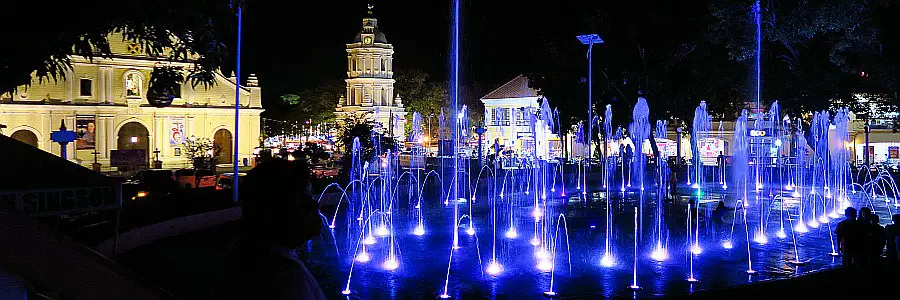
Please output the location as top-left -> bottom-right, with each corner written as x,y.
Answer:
336,114 -> 397,177
262,79 -> 344,136
527,1 -> 737,135
395,69 -> 448,122
526,0 -> 899,136
710,0 -> 899,115
0,0 -> 236,94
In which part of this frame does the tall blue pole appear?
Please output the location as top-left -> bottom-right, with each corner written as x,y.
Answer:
451,0 -> 460,249
754,0 -> 761,114
587,44 -> 593,163
233,6 -> 243,203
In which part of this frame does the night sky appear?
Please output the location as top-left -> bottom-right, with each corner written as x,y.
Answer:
241,0 -> 617,107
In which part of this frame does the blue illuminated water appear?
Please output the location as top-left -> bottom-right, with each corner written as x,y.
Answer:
299,0 -> 900,298
309,179 -> 884,299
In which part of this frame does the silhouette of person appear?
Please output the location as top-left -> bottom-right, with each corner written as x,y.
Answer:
625,144 -> 634,163
712,201 -> 727,226
710,201 -> 727,239
716,151 -> 725,168
859,207 -> 873,222
836,207 -> 865,271
220,159 -> 326,300
886,214 -> 900,263
868,214 -> 886,272
668,160 -> 679,199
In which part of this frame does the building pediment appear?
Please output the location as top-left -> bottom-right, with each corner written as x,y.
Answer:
481,75 -> 540,100
99,32 -> 201,61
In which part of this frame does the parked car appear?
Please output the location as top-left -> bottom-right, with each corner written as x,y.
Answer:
311,164 -> 339,179
123,169 -> 179,201
174,168 -> 217,189
215,173 -> 247,191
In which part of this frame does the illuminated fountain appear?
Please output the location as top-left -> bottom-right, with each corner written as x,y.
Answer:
650,120 -> 669,262
312,1 -> 900,298
323,100 -> 886,298
601,105 -> 616,267
690,101 -> 711,254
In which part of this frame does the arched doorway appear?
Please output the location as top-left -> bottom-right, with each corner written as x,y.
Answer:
117,122 -> 150,164
213,129 -> 233,164
10,130 -> 38,147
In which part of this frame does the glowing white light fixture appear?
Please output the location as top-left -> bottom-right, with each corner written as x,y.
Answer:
355,251 -> 371,263
382,258 -> 399,271
600,254 -> 615,267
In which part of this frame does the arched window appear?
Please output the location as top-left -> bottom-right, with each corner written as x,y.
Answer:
10,130 -> 38,147
117,122 -> 150,165
214,129 -> 233,164
124,71 -> 144,98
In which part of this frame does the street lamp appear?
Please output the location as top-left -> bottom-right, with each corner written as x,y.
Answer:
427,114 -> 435,155
864,123 -> 870,166
577,34 -> 604,162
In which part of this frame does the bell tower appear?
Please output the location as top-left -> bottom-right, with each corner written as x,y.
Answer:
335,5 -> 406,138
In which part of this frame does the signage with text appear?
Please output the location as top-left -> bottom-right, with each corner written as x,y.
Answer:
110,149 -> 147,167
749,130 -> 766,137
0,186 -> 120,217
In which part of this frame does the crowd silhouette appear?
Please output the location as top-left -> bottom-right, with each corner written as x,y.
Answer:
836,207 -> 900,273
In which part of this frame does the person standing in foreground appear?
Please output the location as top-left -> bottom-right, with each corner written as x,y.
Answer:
868,214 -> 886,271
220,159 -> 326,300
885,214 -> 900,263
836,207 -> 865,271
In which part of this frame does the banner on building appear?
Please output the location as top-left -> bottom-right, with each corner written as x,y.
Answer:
698,138 -> 725,158
75,116 -> 96,150
110,150 -> 147,167
170,118 -> 186,145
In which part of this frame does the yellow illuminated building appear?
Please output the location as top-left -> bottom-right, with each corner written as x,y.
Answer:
0,33 -> 263,170
335,6 -> 406,138
481,75 -> 561,159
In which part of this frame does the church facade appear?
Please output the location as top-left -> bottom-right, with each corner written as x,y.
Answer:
335,6 -> 406,138
0,34 -> 263,170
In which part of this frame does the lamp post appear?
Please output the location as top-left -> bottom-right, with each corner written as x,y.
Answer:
427,114 -> 434,155
577,34 -> 604,164
864,123 -> 870,167
676,125 -> 683,167
476,127 -> 486,168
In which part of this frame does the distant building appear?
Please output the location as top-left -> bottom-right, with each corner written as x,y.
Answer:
480,75 -> 560,159
335,5 -> 406,138
846,93 -> 900,165
0,33 -> 263,169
